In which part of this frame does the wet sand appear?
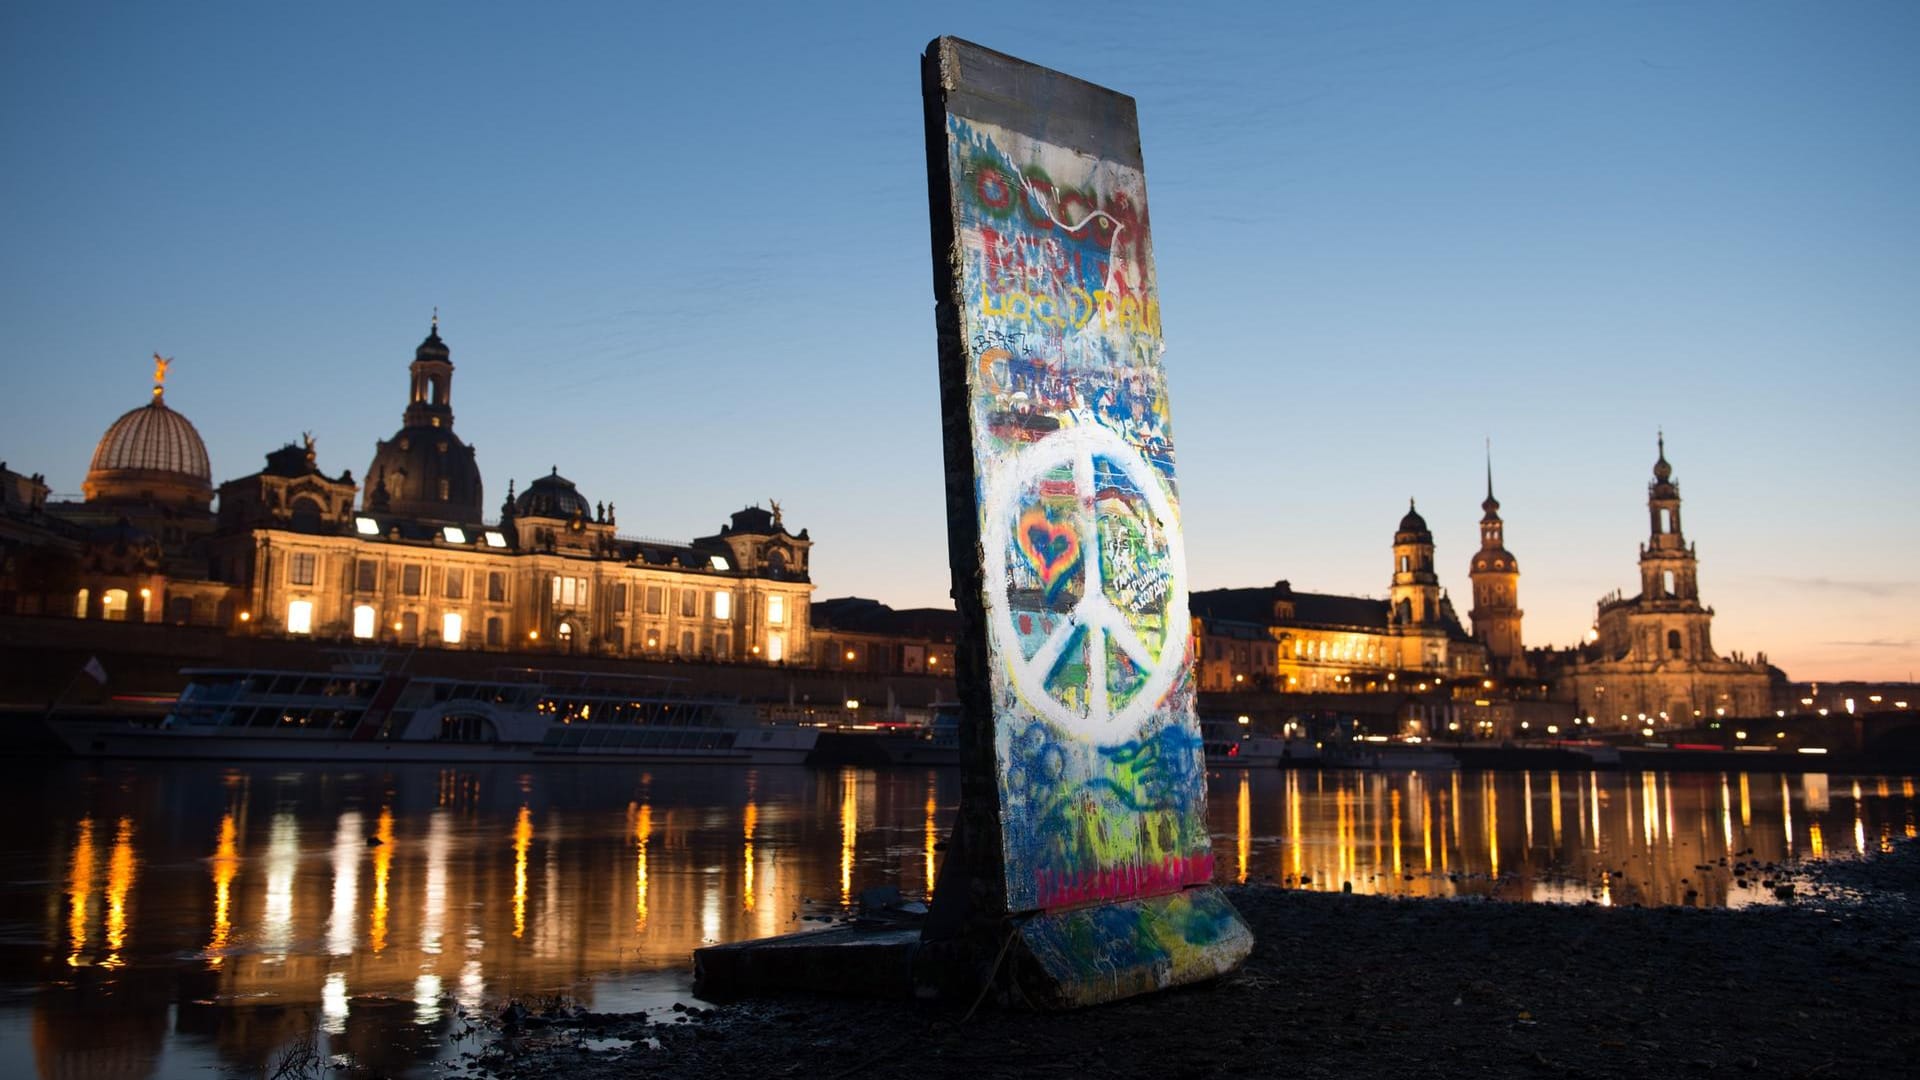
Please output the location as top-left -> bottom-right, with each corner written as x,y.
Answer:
454,842 -> 1920,1080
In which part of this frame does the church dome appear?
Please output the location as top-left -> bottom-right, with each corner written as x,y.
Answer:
416,326 -> 450,361
89,399 -> 211,480
513,468 -> 589,520
1397,499 -> 1429,535
365,426 -> 484,525
83,394 -> 213,507
364,321 -> 484,525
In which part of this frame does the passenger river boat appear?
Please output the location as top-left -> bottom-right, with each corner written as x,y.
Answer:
49,660 -> 817,765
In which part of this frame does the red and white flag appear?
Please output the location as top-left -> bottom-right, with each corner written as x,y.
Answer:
82,656 -> 107,685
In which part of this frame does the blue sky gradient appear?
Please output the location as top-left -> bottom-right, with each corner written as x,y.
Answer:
3,2 -> 1914,680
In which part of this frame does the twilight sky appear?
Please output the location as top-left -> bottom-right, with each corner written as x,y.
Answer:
2,2 -> 1914,681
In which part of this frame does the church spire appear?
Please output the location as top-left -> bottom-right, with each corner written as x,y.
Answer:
1482,439 -> 1499,516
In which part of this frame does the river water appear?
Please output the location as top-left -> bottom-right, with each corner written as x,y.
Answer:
2,760 -> 1914,1078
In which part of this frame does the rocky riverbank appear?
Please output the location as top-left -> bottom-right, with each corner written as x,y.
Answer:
454,841 -> 1920,1079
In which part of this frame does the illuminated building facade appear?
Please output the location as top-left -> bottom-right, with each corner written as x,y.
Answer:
1547,437 -> 1772,725
1,324 -> 815,664
1191,502 -> 1489,694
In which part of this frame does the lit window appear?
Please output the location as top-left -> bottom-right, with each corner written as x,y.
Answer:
713,591 -> 732,621
102,588 -> 129,621
355,517 -> 380,536
75,589 -> 89,618
442,612 -> 464,645
767,632 -> 784,663
768,595 -> 785,625
709,555 -> 730,571
287,600 -> 314,635
352,605 -> 376,639
442,526 -> 467,544
484,531 -> 507,548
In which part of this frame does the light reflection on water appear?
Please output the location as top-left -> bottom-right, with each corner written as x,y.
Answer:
1,760 -> 1915,1079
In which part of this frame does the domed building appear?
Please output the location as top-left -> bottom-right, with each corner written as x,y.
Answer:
83,381 -> 212,511
363,319 -> 484,526
513,468 -> 593,522
9,324 -> 817,666
45,358 -> 225,622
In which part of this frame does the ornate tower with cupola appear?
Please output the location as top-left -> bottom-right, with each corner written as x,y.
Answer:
364,317 -> 484,525
1468,457 -> 1526,675
1638,433 -> 1702,613
1552,433 -> 1772,727
1389,499 -> 1440,628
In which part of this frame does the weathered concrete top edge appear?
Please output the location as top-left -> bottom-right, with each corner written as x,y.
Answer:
924,36 -> 1142,169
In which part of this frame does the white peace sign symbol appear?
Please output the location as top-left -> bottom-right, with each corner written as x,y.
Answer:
983,423 -> 1192,740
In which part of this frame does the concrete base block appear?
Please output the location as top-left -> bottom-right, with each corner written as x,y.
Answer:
1004,886 -> 1254,1009
692,925 -> 921,1001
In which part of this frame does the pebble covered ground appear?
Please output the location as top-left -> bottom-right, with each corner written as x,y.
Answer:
447,840 -> 1920,1080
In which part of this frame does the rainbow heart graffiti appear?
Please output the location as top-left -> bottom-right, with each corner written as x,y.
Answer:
1017,505 -> 1082,603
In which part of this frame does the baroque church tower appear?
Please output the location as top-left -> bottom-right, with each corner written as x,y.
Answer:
1628,433 -> 1713,660
364,316 -> 485,526
1389,499 -> 1440,628
1388,499 -> 1459,672
1553,433 -> 1771,727
1468,455 -> 1527,676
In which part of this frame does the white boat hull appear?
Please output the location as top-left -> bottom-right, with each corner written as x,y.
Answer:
52,721 -> 816,766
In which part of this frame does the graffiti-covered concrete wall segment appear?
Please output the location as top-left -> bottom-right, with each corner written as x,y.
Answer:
932,39 -> 1212,916
923,40 -> 1250,1007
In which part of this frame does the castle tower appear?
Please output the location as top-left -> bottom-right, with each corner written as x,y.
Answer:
1389,499 -> 1440,628
1467,455 -> 1526,675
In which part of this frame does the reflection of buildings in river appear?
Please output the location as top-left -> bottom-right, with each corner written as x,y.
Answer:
35,763 -> 926,1079
1212,768 -> 1920,909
